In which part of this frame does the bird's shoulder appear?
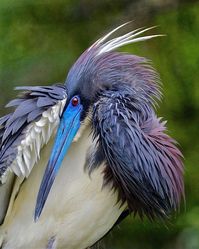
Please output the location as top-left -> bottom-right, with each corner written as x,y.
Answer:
0,84 -> 67,224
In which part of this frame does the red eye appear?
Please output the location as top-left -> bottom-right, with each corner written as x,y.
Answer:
72,96 -> 79,106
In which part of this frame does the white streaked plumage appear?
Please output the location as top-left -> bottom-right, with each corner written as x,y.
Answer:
10,99 -> 66,178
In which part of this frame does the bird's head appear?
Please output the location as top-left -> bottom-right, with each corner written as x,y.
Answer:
35,24 -> 184,221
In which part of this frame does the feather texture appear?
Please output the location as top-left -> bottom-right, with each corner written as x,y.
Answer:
92,86 -> 184,220
96,25 -> 162,55
0,84 -> 67,183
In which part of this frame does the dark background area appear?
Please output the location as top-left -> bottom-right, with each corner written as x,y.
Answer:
0,1 -> 199,248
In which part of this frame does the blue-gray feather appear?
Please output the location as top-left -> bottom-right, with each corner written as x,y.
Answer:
0,84 -> 67,178
91,86 -> 183,220
66,41 -> 183,220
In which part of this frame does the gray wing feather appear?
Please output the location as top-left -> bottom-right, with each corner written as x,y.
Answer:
0,83 -> 67,224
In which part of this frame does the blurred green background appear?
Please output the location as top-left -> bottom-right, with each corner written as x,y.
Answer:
0,0 -> 199,248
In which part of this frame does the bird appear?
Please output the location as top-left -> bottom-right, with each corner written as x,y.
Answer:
0,23 -> 184,249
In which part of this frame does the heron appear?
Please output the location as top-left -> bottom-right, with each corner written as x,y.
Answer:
0,23 -> 184,249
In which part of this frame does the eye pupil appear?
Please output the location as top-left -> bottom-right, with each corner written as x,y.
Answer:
72,97 -> 79,106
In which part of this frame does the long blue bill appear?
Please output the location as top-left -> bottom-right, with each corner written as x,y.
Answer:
34,98 -> 82,221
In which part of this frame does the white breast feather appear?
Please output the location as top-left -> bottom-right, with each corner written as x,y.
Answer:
10,99 -> 66,178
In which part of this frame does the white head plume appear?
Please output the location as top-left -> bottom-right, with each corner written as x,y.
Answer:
92,22 -> 163,55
